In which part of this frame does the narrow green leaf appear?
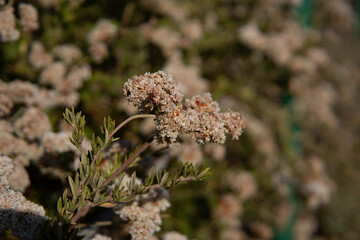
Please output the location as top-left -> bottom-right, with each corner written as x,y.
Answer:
160,172 -> 169,187
197,167 -> 211,179
68,176 -> 76,197
57,197 -> 63,214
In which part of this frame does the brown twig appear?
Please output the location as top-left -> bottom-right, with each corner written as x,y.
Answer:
70,201 -> 92,225
102,139 -> 153,186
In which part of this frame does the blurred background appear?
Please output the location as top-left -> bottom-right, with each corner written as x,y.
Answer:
1,0 -> 360,239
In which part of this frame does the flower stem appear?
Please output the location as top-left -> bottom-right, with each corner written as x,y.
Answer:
93,114 -> 155,165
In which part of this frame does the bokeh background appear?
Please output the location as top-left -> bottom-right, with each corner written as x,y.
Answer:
1,0 -> 360,239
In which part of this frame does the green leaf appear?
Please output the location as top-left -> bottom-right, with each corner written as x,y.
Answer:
57,197 -> 63,214
160,172 -> 169,187
197,167 -> 212,180
68,176 -> 76,197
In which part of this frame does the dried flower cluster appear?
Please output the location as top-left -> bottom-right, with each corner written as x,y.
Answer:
124,71 -> 245,145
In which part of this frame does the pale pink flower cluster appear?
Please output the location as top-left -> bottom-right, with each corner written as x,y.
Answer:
238,22 -> 306,66
1,78 -> 78,109
14,107 -> 51,141
162,231 -> 188,240
164,53 -> 209,97
0,93 -> 13,117
204,143 -> 226,161
42,131 -> 77,154
172,142 -> 203,164
116,195 -> 170,240
88,42 -> 109,63
249,221 -> 274,240
0,122 -> 42,166
140,24 -> 182,57
0,6 -> 20,42
180,19 -> 203,41
8,161 -> 30,192
0,76 -> 90,191
0,156 -> 47,240
320,0 -> 355,33
52,44 -> 82,64
87,19 -> 117,43
28,41 -> 54,69
0,106 -> 53,193
39,62 -> 67,87
0,131 -> 40,192
28,41 -> 91,93
124,71 -> 245,145
19,3 -> 39,32
214,171 -> 259,238
87,19 -> 117,63
124,71 -> 183,114
301,156 -> 335,209
215,194 -> 243,227
40,62 -> 91,93
225,171 -> 258,201
60,63 -> 92,92
294,216 -> 317,240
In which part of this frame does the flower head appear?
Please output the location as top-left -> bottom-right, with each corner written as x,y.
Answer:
124,71 -> 245,145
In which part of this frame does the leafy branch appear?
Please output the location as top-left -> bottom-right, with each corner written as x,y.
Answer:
59,108 -> 155,224
57,108 -> 212,231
